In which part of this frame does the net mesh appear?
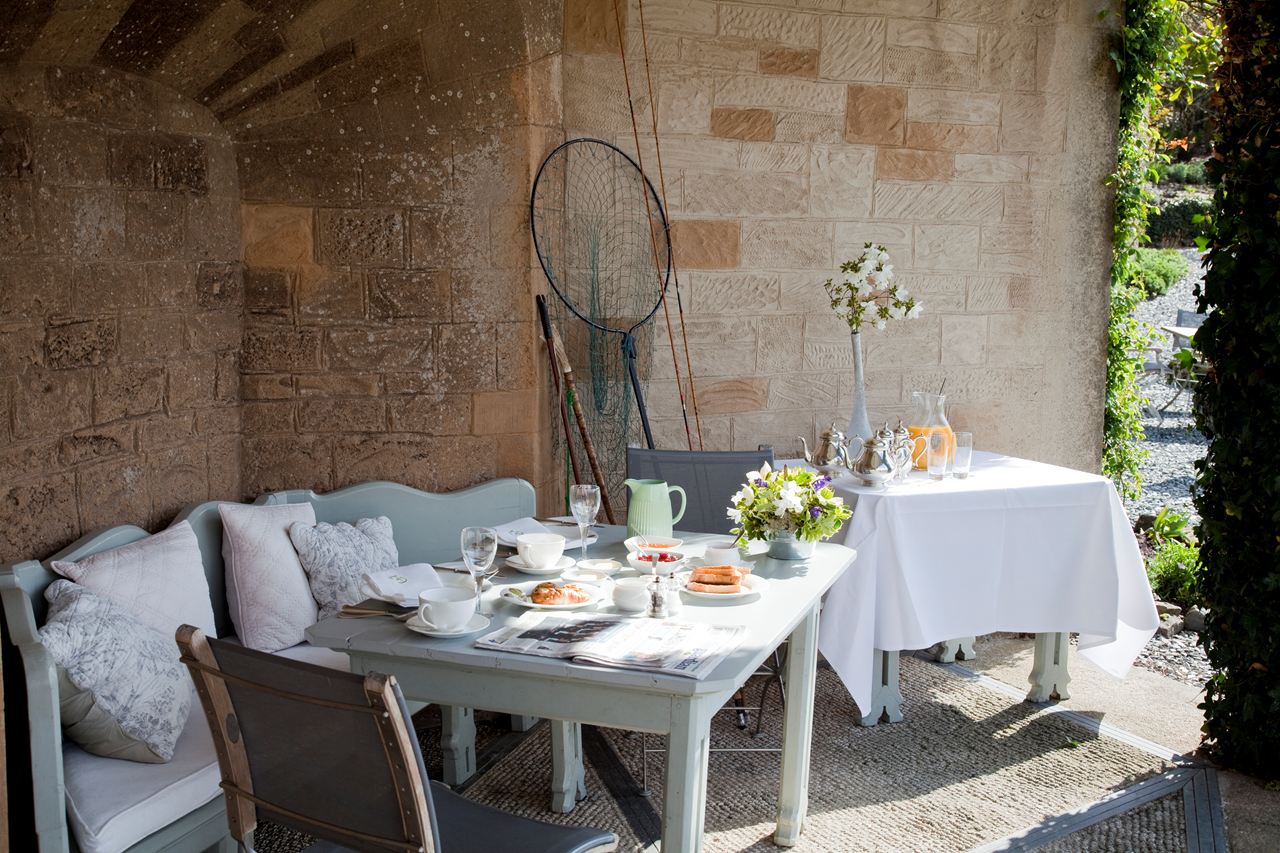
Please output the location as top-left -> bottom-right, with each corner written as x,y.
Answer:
531,140 -> 671,510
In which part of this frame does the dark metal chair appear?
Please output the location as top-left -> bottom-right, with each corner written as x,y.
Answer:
176,626 -> 617,853
625,447 -> 775,535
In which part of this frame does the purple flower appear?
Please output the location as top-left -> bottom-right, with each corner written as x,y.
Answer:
814,476 -> 829,489
809,506 -> 821,519
753,478 -> 767,488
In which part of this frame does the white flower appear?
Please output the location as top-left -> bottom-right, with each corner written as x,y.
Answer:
730,486 -> 754,506
726,506 -> 742,523
876,250 -> 890,265
881,263 -> 894,279
875,318 -> 887,330
746,462 -> 771,482
907,302 -> 923,320
773,491 -> 804,517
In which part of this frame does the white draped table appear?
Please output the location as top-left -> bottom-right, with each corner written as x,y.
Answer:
815,451 -> 1158,725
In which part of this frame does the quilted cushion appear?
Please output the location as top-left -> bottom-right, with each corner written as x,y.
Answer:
40,581 -> 191,763
219,502 -> 318,653
51,520 -> 217,640
289,516 -> 399,619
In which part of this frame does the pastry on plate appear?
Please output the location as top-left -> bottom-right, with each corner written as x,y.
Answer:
530,582 -> 592,605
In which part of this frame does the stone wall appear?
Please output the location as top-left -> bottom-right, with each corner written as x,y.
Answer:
563,0 -> 1118,469
0,64 -> 241,562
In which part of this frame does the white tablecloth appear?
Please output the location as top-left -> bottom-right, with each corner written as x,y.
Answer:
816,451 -> 1158,714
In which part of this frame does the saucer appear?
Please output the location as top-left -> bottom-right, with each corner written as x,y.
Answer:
505,554 -> 576,575
405,612 -> 490,638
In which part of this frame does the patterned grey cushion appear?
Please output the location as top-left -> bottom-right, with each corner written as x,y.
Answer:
289,517 -> 399,620
39,581 -> 191,763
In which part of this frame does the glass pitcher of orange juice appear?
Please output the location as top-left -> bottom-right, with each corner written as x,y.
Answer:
907,391 -> 954,470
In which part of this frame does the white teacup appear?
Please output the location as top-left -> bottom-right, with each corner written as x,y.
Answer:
417,587 -> 476,631
703,539 -> 744,566
611,577 -> 650,613
516,533 -> 565,570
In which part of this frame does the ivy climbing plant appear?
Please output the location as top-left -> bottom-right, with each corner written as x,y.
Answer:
1193,0 -> 1280,776
1104,0 -> 1218,500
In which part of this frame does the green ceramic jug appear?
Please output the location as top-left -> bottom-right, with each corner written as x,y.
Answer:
623,479 -> 686,539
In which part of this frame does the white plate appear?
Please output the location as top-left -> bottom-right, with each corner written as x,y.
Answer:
501,581 -> 601,610
626,550 -> 691,572
677,571 -> 768,602
505,554 -> 576,575
575,558 -> 622,575
405,612 -> 490,638
561,567 -> 612,585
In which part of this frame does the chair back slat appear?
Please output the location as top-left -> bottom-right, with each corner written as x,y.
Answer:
626,448 -> 775,535
177,628 -> 438,853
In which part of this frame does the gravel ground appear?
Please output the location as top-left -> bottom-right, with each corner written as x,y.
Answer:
1125,249 -> 1212,686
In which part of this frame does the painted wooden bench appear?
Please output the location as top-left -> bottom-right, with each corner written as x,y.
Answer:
0,478 -> 534,853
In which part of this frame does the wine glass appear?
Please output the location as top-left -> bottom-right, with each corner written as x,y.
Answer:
569,484 -> 601,559
460,526 -> 498,615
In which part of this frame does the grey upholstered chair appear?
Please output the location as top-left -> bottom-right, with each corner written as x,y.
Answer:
625,447 -> 775,535
176,627 -> 617,853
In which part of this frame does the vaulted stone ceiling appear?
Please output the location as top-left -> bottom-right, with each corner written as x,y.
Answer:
0,0 -> 557,134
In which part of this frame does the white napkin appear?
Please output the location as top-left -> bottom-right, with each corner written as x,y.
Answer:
362,563 -> 441,606
494,517 -> 592,550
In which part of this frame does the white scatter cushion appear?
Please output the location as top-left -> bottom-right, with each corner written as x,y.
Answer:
219,502 -> 318,652
40,581 -> 191,763
289,517 -> 399,619
51,520 -> 217,640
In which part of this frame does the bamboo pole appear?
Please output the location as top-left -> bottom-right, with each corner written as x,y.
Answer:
550,324 -> 617,525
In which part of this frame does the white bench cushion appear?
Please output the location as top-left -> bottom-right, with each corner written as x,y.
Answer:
62,640 -> 349,853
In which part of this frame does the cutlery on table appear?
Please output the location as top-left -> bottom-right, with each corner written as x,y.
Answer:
339,605 -> 415,621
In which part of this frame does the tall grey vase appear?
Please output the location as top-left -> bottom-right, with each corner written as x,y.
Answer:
846,330 -> 873,442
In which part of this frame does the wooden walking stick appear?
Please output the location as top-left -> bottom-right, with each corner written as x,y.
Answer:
550,323 -> 617,525
537,296 -> 583,488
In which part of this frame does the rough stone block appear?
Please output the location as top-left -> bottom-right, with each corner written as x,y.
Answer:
687,272 -> 780,314
316,207 -> 405,267
242,328 -> 322,372
832,221 -> 913,265
740,220 -> 830,269
893,273 -> 967,312
118,312 -> 185,362
186,310 -> 241,352
360,144 -> 452,206
30,120 -> 109,187
154,135 -> 208,194
639,0 -> 718,35
326,327 -> 432,372
185,194 -> 241,262
108,132 -> 156,189
243,401 -> 295,436
243,374 -> 294,400
564,0 -> 624,55
658,74 -> 713,134
979,27 -> 1038,91
196,261 -> 244,309
387,393 -> 472,435
58,423 -> 135,467
684,171 -> 807,217
679,37 -> 757,71
845,85 -> 906,145
937,0 -> 1065,26
720,4 -> 819,46
434,323 -> 496,393
710,107 -> 775,142
409,205 -> 488,269
756,314 -> 806,373
810,145 -> 875,216
45,319 -> 116,369
1000,93 -> 1068,152
905,121 -> 1000,152
0,471 -> 77,560
297,398 -> 386,433
0,325 -> 42,374
148,444 -> 209,527
767,372 -> 837,410
874,182 -> 1003,222
140,413 -> 196,450
370,269 -> 450,321
167,354 -> 217,411
95,364 -> 165,421
241,435 -> 333,497
760,47 -> 820,78
889,19 -> 978,54
215,351 -> 239,403
237,140 -> 359,205
245,268 -> 292,312
967,275 -> 1027,312
941,314 -> 989,365
470,390 -> 536,435
495,321 -> 537,391
35,185 -> 125,258
717,75 -> 846,113
0,258 -> 72,319
296,374 -> 382,397
913,223 -> 981,271
691,378 -> 770,414
876,148 -> 954,181
331,434 -> 494,493
953,153 -> 1029,183
907,90 -> 1000,125
671,220 -> 740,270
819,16 -> 884,81
884,47 -> 977,89
14,369 -> 92,439
775,111 -> 844,143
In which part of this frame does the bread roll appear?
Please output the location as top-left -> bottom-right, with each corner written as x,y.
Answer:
686,580 -> 741,594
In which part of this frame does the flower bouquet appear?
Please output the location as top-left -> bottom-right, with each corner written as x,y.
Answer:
728,463 -> 852,560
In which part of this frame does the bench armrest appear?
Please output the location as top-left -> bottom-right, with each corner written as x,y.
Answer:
1,564 -> 70,852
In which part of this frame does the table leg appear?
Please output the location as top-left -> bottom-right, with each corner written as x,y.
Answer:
929,637 -> 977,664
662,698 -> 711,853
440,705 -> 476,785
856,649 -> 905,727
550,720 -> 587,813
510,714 -> 540,732
1028,631 -> 1072,702
775,605 -> 819,846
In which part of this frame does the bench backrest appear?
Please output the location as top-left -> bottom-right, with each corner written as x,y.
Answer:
0,476 -> 535,851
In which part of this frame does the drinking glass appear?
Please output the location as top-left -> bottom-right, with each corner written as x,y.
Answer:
927,432 -> 948,481
569,484 -> 601,559
460,526 -> 498,614
952,432 -> 974,479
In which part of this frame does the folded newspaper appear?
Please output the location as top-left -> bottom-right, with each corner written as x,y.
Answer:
475,613 -> 744,679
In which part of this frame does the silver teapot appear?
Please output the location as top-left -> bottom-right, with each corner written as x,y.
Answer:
798,422 -> 852,472
852,432 -> 897,487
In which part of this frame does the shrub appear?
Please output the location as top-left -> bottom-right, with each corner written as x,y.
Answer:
1146,540 -> 1202,608
1146,195 -> 1211,246
1132,247 -> 1190,297
1155,159 -> 1208,184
